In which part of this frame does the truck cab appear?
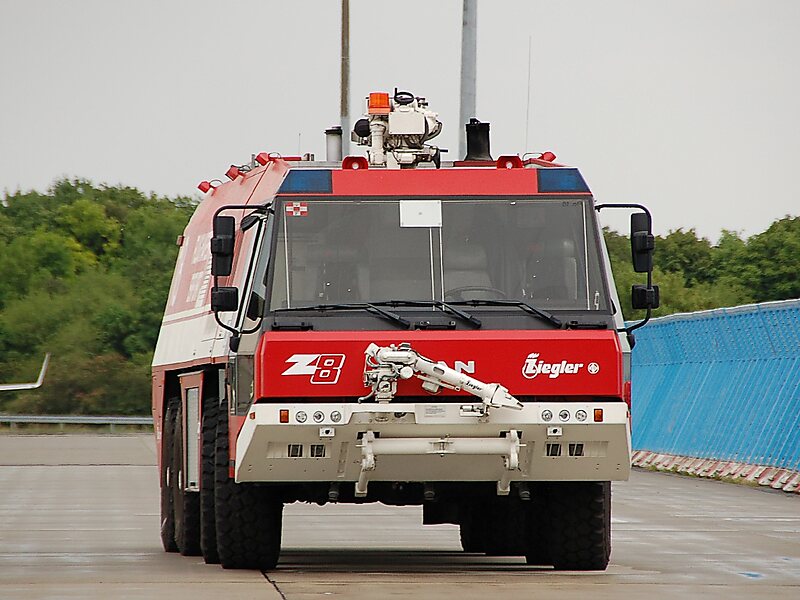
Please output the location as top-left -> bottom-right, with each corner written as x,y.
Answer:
152,90 -> 658,571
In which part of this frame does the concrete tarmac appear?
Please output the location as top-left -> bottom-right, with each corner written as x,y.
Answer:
0,434 -> 798,599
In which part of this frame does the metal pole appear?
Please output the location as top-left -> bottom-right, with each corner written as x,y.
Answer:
524,35 -> 532,152
458,0 -> 477,160
340,0 -> 350,157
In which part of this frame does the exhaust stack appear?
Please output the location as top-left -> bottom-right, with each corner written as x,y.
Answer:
464,118 -> 492,161
325,126 -> 343,162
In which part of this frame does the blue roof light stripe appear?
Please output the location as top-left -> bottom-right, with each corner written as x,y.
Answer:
278,170 -> 332,194
537,168 -> 590,193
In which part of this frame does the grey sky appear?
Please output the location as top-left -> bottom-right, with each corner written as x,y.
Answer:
1,1 -> 798,240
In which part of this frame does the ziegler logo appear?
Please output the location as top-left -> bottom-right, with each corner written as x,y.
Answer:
282,354 -> 345,384
522,353 -> 598,379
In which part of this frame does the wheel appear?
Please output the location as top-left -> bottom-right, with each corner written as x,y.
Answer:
215,405 -> 283,570
172,402 -> 201,556
160,399 -> 179,553
524,486 -> 552,566
546,481 -> 611,571
458,506 -> 487,553
200,396 -> 220,564
444,286 -> 508,301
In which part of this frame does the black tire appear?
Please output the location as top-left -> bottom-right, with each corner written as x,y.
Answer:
160,399 -> 179,553
524,487 -> 552,566
546,481 -> 611,571
215,406 -> 283,570
458,500 -> 489,552
459,515 -> 487,553
172,402 -> 201,556
200,396 -> 220,564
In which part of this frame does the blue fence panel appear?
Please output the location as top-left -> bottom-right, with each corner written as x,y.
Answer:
632,299 -> 800,470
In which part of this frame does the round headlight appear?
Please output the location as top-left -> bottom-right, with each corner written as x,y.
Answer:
576,409 -> 587,422
559,409 -> 570,422
541,409 -> 553,422
295,411 -> 307,423
330,410 -> 342,423
313,411 -> 325,423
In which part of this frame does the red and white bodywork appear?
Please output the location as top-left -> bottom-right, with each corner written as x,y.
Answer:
152,91 -> 652,570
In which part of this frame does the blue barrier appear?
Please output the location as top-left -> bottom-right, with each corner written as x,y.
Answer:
632,299 -> 800,470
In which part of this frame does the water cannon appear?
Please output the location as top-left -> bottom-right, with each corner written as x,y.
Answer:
352,89 -> 443,168
360,343 -> 523,413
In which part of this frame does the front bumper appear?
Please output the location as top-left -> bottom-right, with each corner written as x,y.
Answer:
235,401 -> 631,495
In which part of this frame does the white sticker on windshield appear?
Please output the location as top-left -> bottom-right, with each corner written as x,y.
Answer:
399,200 -> 442,228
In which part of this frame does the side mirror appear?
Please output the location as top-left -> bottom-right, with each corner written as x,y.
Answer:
211,286 -> 239,312
630,212 -> 654,273
211,215 -> 236,276
631,284 -> 660,310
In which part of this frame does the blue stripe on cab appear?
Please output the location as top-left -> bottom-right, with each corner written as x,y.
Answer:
537,168 -> 590,193
278,170 -> 332,194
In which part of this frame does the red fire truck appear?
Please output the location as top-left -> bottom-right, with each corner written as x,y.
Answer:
152,90 -> 658,571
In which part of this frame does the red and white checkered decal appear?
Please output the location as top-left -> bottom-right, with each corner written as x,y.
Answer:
285,202 -> 308,217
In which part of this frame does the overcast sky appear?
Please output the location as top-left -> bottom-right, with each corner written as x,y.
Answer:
1,1 -> 798,240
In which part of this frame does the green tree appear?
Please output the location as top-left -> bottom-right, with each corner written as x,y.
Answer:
736,217 -> 800,302
655,229 -> 715,286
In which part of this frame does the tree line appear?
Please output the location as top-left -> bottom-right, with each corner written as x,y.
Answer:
0,179 -> 797,414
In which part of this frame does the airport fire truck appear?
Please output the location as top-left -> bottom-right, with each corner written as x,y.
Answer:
152,90 -> 658,571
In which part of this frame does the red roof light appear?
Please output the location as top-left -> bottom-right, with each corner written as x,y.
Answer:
496,155 -> 523,169
342,156 -> 369,170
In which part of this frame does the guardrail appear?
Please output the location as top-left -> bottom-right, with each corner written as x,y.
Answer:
0,414 -> 152,431
631,298 -> 800,492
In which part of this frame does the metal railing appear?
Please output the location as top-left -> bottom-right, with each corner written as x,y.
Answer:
0,414 -> 152,431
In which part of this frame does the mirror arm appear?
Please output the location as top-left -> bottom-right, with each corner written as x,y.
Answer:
211,204 -> 271,340
212,273 -> 240,335
595,202 -> 652,221
598,203 -> 657,335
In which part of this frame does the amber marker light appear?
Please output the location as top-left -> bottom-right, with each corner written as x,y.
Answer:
368,91 -> 391,114
594,408 -> 604,422
279,409 -> 289,423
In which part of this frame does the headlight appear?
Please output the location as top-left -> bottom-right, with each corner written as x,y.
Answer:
295,411 -> 307,423
541,409 -> 553,422
576,409 -> 587,422
313,411 -> 325,423
559,409 -> 570,422
330,410 -> 342,423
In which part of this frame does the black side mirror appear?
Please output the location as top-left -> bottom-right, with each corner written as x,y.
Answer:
211,286 -> 239,312
630,212 -> 654,273
211,215 -> 236,276
631,284 -> 660,310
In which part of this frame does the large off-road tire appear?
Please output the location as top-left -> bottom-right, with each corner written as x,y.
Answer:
160,399 -> 179,553
524,487 -> 552,566
458,508 -> 487,553
172,402 -> 202,556
200,396 -> 220,564
546,481 -> 611,571
215,407 -> 283,570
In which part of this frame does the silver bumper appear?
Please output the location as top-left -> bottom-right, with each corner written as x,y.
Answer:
235,401 -> 631,494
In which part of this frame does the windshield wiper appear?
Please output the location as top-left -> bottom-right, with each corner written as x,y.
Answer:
273,303 -> 411,329
370,300 -> 481,328
448,299 -> 562,328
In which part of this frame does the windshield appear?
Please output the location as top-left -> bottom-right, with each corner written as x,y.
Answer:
267,197 -> 608,312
